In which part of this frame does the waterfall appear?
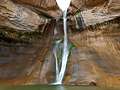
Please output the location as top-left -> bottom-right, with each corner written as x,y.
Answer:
53,39 -> 61,82
53,0 -> 71,85
55,11 -> 69,84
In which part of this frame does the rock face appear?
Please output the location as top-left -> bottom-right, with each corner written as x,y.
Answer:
66,17 -> 120,87
0,21 -> 55,85
0,0 -> 48,31
12,0 -> 120,16
0,0 -> 120,88
0,0 -> 120,31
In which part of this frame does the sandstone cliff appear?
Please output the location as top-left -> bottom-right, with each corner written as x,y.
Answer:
0,0 -> 120,88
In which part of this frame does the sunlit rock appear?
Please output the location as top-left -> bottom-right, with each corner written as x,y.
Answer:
69,17 -> 120,87
0,0 -> 46,31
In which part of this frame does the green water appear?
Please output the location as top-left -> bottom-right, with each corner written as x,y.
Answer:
2,85 -> 119,90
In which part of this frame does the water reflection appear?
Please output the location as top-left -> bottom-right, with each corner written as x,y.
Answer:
55,85 -> 65,90
6,85 -> 120,90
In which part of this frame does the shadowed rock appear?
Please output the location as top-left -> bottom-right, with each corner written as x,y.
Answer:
0,20 -> 55,85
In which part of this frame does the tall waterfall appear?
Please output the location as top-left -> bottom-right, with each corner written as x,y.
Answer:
53,0 -> 71,85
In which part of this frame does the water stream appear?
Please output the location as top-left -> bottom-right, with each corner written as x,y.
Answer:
55,11 -> 69,84
53,0 -> 71,85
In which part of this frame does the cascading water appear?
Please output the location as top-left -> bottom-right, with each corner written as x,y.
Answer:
53,0 -> 71,85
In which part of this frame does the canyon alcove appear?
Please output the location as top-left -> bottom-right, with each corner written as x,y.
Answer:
0,0 -> 120,90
